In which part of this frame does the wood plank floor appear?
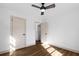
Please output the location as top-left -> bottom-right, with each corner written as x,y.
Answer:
0,44 -> 79,56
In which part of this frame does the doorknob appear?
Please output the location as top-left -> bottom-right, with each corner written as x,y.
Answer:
23,33 -> 26,36
45,33 -> 47,35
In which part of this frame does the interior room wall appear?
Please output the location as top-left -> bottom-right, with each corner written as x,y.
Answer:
1,3 -> 79,53
46,3 -> 79,52
0,3 -> 42,52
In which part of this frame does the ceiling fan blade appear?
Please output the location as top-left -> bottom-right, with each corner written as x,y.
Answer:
46,4 -> 55,9
32,4 -> 40,9
41,12 -> 44,15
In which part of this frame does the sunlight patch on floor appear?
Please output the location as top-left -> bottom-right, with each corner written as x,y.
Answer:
47,47 -> 55,53
41,42 -> 63,56
41,44 -> 50,49
51,50 -> 63,56
9,36 -> 16,55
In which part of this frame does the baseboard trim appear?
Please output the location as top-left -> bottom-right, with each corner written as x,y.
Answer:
0,47 -> 26,55
49,44 -> 79,53
0,44 -> 36,55
0,50 -> 9,54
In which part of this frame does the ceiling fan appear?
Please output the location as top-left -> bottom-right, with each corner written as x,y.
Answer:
32,3 -> 56,15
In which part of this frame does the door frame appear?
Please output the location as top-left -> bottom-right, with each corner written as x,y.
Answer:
10,16 -> 26,50
35,22 -> 41,44
40,22 -> 48,44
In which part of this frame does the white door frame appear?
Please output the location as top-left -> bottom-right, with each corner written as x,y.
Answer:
10,16 -> 26,50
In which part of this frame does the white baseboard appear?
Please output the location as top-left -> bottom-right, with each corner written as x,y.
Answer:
0,47 -> 26,54
0,44 -> 35,55
49,43 -> 79,53
0,50 -> 9,54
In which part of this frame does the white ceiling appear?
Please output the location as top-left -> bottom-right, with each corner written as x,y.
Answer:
0,3 -> 51,15
0,3 -> 79,17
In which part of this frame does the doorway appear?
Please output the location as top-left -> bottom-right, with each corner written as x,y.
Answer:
41,22 -> 48,43
10,16 -> 26,50
35,22 -> 48,44
36,24 -> 41,44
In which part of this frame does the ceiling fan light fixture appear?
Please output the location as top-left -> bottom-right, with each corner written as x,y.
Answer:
40,9 -> 45,12
32,3 -> 56,15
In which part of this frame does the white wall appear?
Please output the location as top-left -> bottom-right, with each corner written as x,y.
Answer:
1,3 -> 79,53
0,8 -> 10,52
0,3 -> 42,52
47,3 -> 79,52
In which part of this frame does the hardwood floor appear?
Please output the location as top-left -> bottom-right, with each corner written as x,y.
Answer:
0,44 -> 79,56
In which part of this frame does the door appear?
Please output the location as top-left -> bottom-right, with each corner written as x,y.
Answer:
37,24 -> 41,41
41,22 -> 48,43
11,16 -> 26,49
36,24 -> 41,44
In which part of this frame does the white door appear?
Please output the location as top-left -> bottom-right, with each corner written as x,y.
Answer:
41,22 -> 48,43
11,16 -> 26,49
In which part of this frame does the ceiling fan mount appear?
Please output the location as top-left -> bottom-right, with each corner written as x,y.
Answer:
32,3 -> 56,15
40,3 -> 46,10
